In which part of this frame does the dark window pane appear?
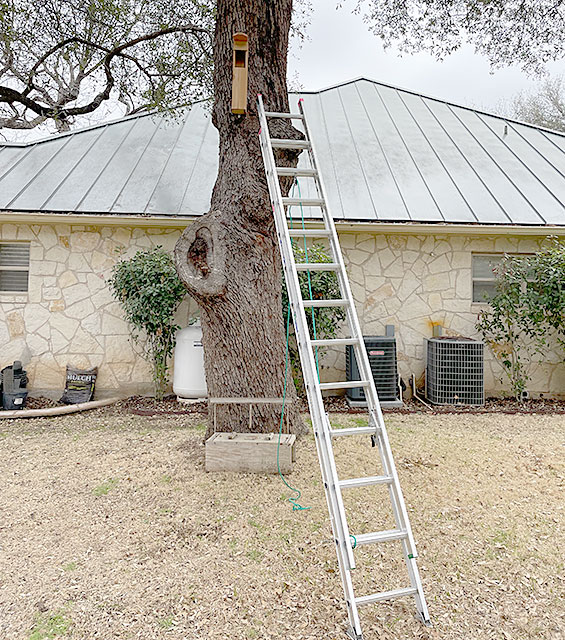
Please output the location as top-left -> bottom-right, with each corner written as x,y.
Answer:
0,243 -> 30,267
473,281 -> 497,303
472,255 -> 503,279
0,270 -> 29,292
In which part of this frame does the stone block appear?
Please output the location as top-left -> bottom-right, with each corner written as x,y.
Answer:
42,287 -> 62,300
62,283 -> 91,306
44,246 -> 68,262
65,298 -> 95,320
24,304 -> 50,332
32,261 -> 57,276
428,254 -> 450,275
6,311 -> 24,338
71,231 -> 100,251
0,224 -> 18,239
105,335 -> 135,363
58,270 -> 78,289
27,333 -> 49,356
38,226 -> 58,249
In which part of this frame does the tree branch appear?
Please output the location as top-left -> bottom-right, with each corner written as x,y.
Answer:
0,24 -> 212,125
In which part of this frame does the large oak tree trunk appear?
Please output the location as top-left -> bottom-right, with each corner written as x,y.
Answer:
175,0 -> 306,437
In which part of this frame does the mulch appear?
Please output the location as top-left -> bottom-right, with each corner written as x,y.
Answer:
20,393 -> 565,416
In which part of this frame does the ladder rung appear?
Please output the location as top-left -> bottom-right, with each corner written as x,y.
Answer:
353,529 -> 408,546
295,262 -> 339,272
319,380 -> 370,391
311,338 -> 359,346
265,111 -> 304,120
271,138 -> 311,149
339,475 -> 393,489
330,426 -> 377,437
302,299 -> 349,308
356,587 -> 418,607
288,229 -> 330,237
283,197 -> 325,207
276,167 -> 318,177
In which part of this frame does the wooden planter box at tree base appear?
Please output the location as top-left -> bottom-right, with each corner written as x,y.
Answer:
205,432 -> 296,474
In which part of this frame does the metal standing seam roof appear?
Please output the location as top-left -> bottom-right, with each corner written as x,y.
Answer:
0,77 -> 563,225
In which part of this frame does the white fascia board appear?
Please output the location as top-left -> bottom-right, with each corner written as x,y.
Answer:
1,210 -> 565,237
0,211 -> 197,228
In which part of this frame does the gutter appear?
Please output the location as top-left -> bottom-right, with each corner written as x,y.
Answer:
1,210 -> 565,237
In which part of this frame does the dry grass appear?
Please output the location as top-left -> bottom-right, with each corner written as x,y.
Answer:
0,410 -> 563,640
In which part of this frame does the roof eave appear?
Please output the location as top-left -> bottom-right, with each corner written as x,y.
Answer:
2,210 -> 565,236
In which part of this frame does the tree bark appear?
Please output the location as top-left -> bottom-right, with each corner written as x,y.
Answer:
175,0 -> 306,437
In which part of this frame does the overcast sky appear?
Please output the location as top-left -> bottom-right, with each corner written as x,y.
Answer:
3,1 -> 564,143
289,0 -> 564,111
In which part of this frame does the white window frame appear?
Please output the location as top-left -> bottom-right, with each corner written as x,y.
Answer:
0,242 -> 31,294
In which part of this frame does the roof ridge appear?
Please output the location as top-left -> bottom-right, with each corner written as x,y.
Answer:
292,77 -> 565,139
3,78 -> 565,147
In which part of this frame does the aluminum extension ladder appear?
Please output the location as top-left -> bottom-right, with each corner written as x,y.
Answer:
257,94 -> 431,639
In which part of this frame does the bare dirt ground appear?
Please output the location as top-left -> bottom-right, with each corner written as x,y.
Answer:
0,408 -> 563,640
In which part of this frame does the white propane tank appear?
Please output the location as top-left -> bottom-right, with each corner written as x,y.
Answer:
173,324 -> 207,399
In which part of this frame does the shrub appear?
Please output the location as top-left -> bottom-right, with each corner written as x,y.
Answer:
108,247 -> 186,400
476,240 -> 565,399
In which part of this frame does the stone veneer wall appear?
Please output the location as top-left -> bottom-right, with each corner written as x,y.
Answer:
1,221 -> 563,398
0,222 -> 195,397
335,231 -> 564,397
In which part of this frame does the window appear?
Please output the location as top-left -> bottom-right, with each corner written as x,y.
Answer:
472,253 -> 529,303
0,243 -> 30,293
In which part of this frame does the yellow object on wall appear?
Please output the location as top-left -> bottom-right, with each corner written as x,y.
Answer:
232,33 -> 248,114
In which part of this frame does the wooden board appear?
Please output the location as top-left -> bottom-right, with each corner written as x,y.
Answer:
205,432 -> 296,474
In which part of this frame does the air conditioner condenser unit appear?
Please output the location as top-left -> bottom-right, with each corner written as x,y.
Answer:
345,327 -> 403,408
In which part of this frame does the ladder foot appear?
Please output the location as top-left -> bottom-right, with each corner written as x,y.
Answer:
417,611 -> 432,627
346,626 -> 364,640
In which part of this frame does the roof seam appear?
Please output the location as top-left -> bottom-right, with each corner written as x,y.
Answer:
75,118 -> 140,211
40,125 -> 110,210
293,77 -> 565,139
363,83 -> 412,221
374,84 -> 445,222
108,118 -> 163,213
316,92 -> 347,220
144,113 -> 191,214
6,134 -> 76,208
477,113 -> 565,213
507,123 -> 565,180
177,110 -> 212,214
396,91 -> 478,223
422,99 -> 513,224
336,85 -> 380,221
447,104 -> 546,225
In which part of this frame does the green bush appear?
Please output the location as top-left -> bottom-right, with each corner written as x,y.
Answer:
476,240 -> 565,399
282,242 -> 346,391
108,247 -> 186,400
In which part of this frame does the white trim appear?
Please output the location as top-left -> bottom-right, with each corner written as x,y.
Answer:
2,211 -> 565,236
0,212 -> 196,228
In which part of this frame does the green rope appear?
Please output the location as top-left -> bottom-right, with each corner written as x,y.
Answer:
276,176 -> 318,512
277,303 -> 309,511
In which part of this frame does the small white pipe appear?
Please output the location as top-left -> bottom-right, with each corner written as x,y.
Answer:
410,374 -> 433,410
0,396 -> 122,419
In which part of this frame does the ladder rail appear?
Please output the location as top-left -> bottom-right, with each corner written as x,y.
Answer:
258,93 -> 358,570
297,97 -> 421,560
258,94 -> 363,635
258,94 -> 430,637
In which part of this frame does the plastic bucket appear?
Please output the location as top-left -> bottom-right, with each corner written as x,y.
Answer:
2,391 -> 28,410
